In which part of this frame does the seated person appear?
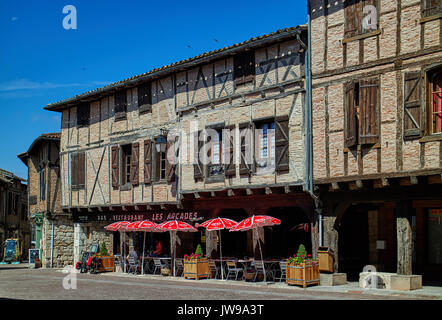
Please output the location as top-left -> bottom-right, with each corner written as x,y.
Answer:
153,240 -> 164,256
126,248 -> 139,261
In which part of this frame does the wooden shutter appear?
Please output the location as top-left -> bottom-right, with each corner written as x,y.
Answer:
403,72 -> 423,138
275,116 -> 290,173
423,0 -> 441,17
138,82 -> 152,114
359,79 -> 379,145
77,103 -> 90,127
111,146 -> 119,189
130,142 -> 140,186
71,153 -> 85,189
194,131 -> 204,180
234,51 -> 255,85
144,140 -> 152,185
345,81 -> 358,148
78,152 -> 85,189
344,0 -> 359,38
166,139 -> 176,183
115,91 -> 127,120
224,125 -> 236,177
239,123 -> 252,175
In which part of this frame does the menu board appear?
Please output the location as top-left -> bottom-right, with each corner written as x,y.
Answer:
29,249 -> 40,264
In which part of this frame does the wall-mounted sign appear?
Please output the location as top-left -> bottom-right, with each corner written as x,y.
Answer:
430,209 -> 442,216
72,211 -> 207,224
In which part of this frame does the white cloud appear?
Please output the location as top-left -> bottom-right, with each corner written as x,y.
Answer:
11,17 -> 18,22
0,79 -> 109,92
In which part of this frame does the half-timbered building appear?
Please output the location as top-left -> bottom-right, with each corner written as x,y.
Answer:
309,0 -> 442,285
45,26 -> 315,263
18,133 -> 73,267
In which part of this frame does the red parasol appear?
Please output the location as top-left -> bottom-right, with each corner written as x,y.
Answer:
105,221 -> 130,231
104,221 -> 131,272
196,218 -> 238,280
230,215 -> 281,282
126,220 -> 164,274
157,220 -> 198,276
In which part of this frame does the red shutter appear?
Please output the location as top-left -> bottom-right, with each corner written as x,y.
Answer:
359,79 -> 379,145
130,142 -> 140,186
144,140 -> 152,185
111,146 -> 119,189
275,116 -> 290,173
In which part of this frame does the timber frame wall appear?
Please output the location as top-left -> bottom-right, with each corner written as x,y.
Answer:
309,0 -> 442,277
47,27 -> 310,215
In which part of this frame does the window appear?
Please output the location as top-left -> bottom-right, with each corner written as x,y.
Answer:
138,82 -> 152,114
115,90 -> 127,121
154,145 -> 167,182
255,121 -> 275,171
422,0 -> 441,18
208,129 -> 224,177
71,152 -> 85,190
344,0 -> 378,38
233,50 -> 255,86
121,145 -> 132,185
428,67 -> 442,134
345,78 -> 379,147
77,103 -> 90,127
427,209 -> 442,264
39,168 -> 46,200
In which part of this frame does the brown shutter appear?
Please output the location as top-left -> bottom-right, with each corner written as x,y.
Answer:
344,0 -> 359,38
166,139 -> 176,183
275,115 -> 290,173
359,79 -> 379,145
224,125 -> 236,177
239,123 -> 252,175
138,82 -> 152,114
144,140 -> 152,185
78,152 -> 85,189
130,142 -> 140,186
194,131 -> 204,180
111,146 -> 120,189
77,103 -> 90,127
71,154 -> 77,188
345,81 -> 358,148
115,91 -> 127,120
234,51 -> 255,85
404,72 -> 423,139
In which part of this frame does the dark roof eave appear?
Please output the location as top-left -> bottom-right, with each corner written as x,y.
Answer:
45,26 -> 305,112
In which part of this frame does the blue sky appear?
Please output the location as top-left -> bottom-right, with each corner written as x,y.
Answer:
0,0 -> 307,179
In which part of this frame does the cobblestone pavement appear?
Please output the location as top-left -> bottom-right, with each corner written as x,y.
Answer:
0,264 -> 438,300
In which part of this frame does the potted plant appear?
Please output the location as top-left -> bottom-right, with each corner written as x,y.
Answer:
183,244 -> 210,280
286,244 -> 320,288
96,242 -> 115,272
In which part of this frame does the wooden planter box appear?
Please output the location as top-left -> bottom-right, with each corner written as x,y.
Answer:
318,247 -> 334,273
99,256 -> 115,272
286,262 -> 320,288
244,271 -> 256,281
184,259 -> 210,280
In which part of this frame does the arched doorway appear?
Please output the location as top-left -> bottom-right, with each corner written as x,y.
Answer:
264,207 -> 312,259
338,205 -> 369,281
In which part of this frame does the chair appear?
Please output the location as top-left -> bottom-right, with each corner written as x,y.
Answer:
275,260 -> 287,282
127,256 -> 140,274
253,260 -> 274,282
175,258 -> 184,277
226,260 -> 244,280
208,259 -> 221,279
153,258 -> 166,275
114,255 -> 124,272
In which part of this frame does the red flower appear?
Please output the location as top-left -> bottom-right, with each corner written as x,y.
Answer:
308,254 -> 311,257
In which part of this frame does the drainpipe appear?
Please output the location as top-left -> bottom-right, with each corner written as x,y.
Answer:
300,4 -> 323,247
51,220 -> 54,268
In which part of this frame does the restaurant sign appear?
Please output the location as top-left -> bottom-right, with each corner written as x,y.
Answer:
72,211 -> 206,223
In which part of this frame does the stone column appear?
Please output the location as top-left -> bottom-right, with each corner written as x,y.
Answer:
73,223 -> 87,264
396,201 -> 412,275
323,215 -> 339,273
253,227 -> 265,260
205,229 -> 218,258
368,210 -> 379,267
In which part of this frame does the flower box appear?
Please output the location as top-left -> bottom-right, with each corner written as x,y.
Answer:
98,256 -> 115,272
184,259 -> 210,280
286,261 -> 320,288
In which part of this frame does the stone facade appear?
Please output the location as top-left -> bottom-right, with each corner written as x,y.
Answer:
18,134 -> 74,267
